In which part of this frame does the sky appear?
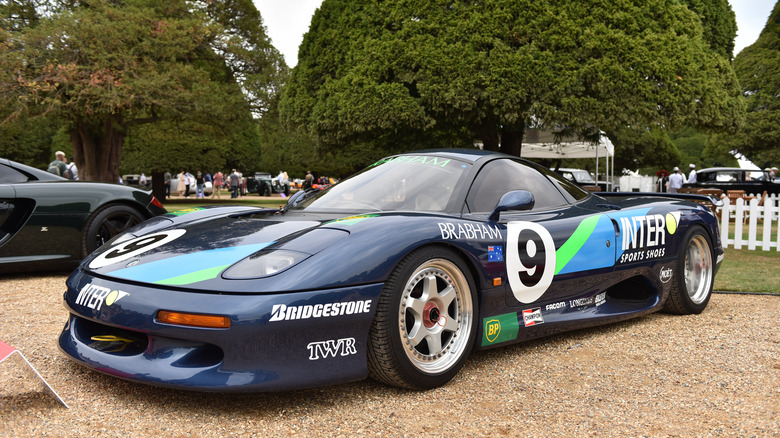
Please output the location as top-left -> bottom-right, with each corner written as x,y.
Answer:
254,0 -> 776,68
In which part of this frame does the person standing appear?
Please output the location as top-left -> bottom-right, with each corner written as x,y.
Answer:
213,170 -> 223,199
164,171 -> 171,198
66,156 -> 79,180
177,171 -> 186,197
229,169 -> 240,198
303,171 -> 314,190
656,169 -> 669,193
47,151 -> 68,177
668,167 -> 684,193
195,171 -> 205,198
687,164 -> 697,183
184,171 -> 193,198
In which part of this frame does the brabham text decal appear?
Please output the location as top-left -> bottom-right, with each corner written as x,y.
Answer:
438,222 -> 502,240
506,221 -> 556,304
269,300 -> 372,322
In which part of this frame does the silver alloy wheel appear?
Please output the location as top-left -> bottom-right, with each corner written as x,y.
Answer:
398,258 -> 473,374
684,234 -> 713,304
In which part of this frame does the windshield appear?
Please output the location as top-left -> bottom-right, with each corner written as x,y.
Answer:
290,155 -> 469,212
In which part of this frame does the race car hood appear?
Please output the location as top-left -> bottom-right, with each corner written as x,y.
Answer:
81,208 -> 344,290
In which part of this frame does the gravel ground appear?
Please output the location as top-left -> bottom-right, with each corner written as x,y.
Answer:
1,274 -> 778,437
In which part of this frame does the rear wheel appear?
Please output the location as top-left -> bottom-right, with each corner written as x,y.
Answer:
82,205 -> 145,257
664,226 -> 714,314
368,247 -> 477,389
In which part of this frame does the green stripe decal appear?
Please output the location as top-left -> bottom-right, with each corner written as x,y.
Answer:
555,215 -> 601,275
154,264 -> 232,286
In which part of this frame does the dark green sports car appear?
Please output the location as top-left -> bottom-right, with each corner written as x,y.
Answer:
1,158 -> 167,274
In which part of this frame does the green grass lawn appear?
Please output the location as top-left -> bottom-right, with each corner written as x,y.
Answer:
162,194 -> 778,294
715,246 -> 779,294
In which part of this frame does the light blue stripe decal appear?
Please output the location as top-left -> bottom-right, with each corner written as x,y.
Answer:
556,214 -> 616,275
108,242 -> 274,284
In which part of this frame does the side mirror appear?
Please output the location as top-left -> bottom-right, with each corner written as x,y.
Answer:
488,190 -> 535,221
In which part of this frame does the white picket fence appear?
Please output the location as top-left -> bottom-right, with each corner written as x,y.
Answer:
718,193 -> 780,251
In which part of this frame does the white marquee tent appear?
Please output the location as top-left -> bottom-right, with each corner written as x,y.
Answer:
520,128 -> 615,189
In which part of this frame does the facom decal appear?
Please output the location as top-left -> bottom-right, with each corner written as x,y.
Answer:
660,267 -> 673,283
307,337 -> 357,360
170,207 -> 206,216
617,213 -> 677,264
488,246 -> 504,262
506,221 -> 556,304
522,308 -> 544,327
595,292 -> 606,307
438,222 -> 502,240
481,312 -> 519,346
325,214 -> 378,226
75,283 -> 129,311
269,300 -> 372,322
545,301 -> 566,311
89,229 -> 187,269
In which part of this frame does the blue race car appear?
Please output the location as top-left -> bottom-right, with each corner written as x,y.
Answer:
59,149 -> 722,391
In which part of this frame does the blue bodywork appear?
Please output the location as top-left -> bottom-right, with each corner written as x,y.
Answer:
59,150 -> 723,391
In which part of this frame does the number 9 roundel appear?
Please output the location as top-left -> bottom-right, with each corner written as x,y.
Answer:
506,222 -> 556,304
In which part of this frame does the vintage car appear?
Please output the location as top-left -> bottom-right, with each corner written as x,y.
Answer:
0,158 -> 167,273
683,167 -> 779,195
59,150 -> 721,391
553,167 -> 615,191
247,172 -> 291,196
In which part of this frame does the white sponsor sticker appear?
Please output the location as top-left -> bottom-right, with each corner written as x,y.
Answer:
506,222 -> 556,304
89,229 -> 186,269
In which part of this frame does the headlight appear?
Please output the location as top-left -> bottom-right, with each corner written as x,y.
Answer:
222,250 -> 310,279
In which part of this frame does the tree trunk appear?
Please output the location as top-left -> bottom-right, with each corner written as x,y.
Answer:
500,126 -> 524,157
70,116 -> 125,183
151,171 -> 167,201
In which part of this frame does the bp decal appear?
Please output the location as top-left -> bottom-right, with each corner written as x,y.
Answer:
89,229 -> 187,269
506,222 -> 556,304
481,312 -> 519,346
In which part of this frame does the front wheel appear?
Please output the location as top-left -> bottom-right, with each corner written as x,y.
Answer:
664,226 -> 714,314
368,247 -> 477,389
82,205 -> 145,257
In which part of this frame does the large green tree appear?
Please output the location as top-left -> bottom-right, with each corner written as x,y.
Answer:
281,0 -> 743,160
0,0 -> 285,183
708,1 -> 779,166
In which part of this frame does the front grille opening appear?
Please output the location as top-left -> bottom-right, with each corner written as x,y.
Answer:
73,317 -> 148,356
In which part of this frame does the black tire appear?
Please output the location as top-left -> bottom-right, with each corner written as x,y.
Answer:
82,204 -> 146,257
368,247 -> 477,389
262,185 -> 271,197
663,225 -> 715,315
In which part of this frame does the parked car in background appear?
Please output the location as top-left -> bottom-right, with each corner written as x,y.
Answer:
683,167 -> 779,195
0,158 -> 167,273
552,167 -> 615,191
247,172 -> 291,196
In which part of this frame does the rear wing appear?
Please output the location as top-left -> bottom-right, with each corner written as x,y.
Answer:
598,192 -> 723,211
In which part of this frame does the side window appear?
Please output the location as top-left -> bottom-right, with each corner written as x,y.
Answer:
466,159 -> 569,213
0,164 -> 30,184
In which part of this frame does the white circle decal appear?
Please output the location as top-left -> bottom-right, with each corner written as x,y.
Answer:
506,221 -> 556,304
89,229 -> 187,269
